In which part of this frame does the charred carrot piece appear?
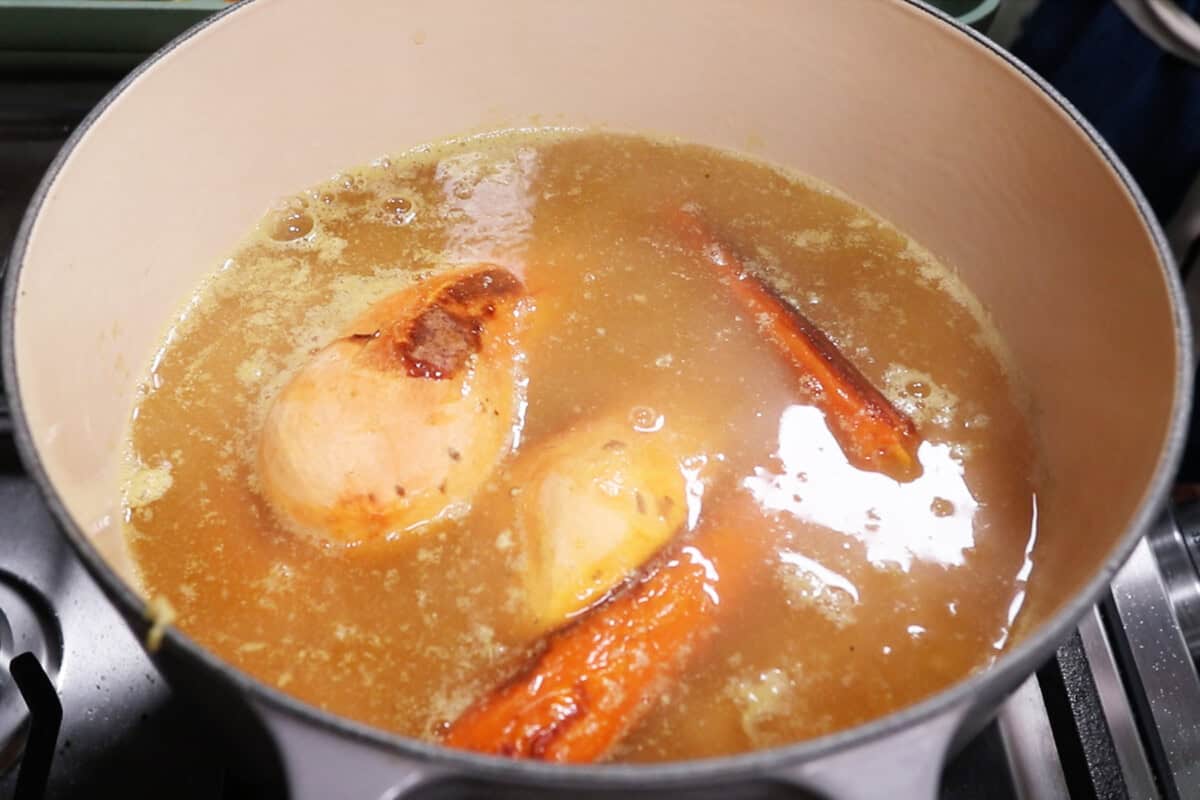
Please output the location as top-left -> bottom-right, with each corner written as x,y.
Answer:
668,207 -> 922,482
443,508 -> 757,762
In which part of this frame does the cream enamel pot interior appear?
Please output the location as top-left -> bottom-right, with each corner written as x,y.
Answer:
3,0 -> 1191,797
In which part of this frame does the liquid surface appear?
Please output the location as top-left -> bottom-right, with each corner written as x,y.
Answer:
124,130 -> 1037,761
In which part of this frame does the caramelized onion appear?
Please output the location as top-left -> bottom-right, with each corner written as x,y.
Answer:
257,265 -> 528,547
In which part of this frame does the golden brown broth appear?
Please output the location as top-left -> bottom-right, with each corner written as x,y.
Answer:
124,131 -> 1037,760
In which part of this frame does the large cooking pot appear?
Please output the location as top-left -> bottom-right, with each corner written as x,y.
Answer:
4,1 -> 1191,797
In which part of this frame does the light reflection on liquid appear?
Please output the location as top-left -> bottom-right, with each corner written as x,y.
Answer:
680,545 -> 722,606
436,146 -> 538,268
681,453 -> 714,533
435,144 -> 540,467
744,404 -> 980,572
994,493 -> 1039,650
778,549 -> 859,603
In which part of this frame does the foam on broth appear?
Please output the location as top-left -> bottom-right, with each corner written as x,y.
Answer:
123,130 -> 1038,760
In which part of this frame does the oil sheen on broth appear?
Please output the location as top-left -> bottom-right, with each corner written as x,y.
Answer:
123,131 -> 1037,761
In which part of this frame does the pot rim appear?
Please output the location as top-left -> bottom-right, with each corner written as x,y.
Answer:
3,0 -> 1192,788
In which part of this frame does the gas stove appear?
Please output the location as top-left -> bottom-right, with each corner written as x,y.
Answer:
3,73 -> 1200,800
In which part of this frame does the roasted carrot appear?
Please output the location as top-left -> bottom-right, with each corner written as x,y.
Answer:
667,206 -> 923,482
442,504 -> 759,762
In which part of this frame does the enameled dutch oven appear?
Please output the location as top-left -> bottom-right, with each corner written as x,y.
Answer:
4,1 -> 1191,797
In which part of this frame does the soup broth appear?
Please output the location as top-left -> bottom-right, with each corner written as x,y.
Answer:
124,130 -> 1037,761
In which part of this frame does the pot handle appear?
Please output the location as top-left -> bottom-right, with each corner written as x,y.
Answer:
766,705 -> 967,800
255,700 -> 446,800
254,694 -> 969,800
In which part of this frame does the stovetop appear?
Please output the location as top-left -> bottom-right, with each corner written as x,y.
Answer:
0,74 -> 253,800
3,73 -> 1200,800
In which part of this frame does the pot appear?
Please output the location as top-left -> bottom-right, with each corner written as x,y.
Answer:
3,0 -> 1191,797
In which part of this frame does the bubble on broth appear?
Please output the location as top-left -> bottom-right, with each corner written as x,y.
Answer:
381,195 -> 417,226
629,405 -> 664,433
882,365 -> 960,428
268,208 -> 315,242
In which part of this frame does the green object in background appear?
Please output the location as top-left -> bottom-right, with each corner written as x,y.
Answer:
928,0 -> 1004,30
0,0 -> 230,72
0,0 -> 1001,73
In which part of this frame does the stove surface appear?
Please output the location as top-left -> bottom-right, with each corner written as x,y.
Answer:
0,74 -> 245,799
1,71 -> 1197,800
0,476 -> 231,799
